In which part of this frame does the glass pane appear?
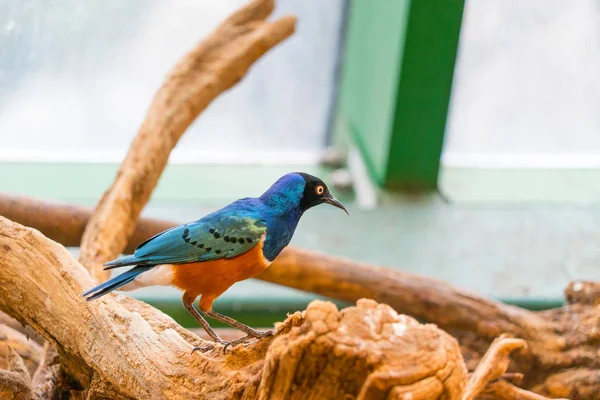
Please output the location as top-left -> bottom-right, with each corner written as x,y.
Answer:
0,0 -> 344,162
443,0 -> 600,167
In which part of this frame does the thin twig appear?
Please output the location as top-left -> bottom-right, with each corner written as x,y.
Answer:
481,379 -> 567,400
0,347 -> 32,399
31,342 -> 61,400
463,335 -> 526,400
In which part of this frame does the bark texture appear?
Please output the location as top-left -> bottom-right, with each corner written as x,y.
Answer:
0,348 -> 32,400
0,325 -> 42,377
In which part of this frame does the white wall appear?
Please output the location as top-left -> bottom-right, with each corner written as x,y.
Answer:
0,0 -> 344,162
444,0 -> 600,167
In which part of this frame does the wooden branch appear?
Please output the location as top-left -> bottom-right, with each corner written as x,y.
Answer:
462,336 -> 566,400
0,193 -> 553,342
0,216 -> 476,399
31,343 -> 62,400
0,313 -> 44,345
0,325 -> 67,399
0,194 -> 171,251
78,0 -> 296,281
463,335 -> 526,400
0,325 -> 42,377
263,248 -> 559,345
531,369 -> 600,400
565,280 -> 600,305
0,347 -> 32,400
480,379 -> 565,400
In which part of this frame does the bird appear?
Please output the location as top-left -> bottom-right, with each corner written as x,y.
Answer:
82,172 -> 348,352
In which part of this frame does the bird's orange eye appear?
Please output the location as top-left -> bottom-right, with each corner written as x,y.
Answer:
315,185 -> 324,195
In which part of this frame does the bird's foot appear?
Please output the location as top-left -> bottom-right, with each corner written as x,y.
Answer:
221,329 -> 276,353
191,344 -> 213,354
247,328 -> 276,339
191,330 -> 276,355
191,338 -> 229,354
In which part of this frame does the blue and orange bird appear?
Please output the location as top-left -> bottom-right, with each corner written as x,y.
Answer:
83,172 -> 348,352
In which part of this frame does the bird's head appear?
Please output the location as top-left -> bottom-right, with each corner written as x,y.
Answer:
296,172 -> 349,215
261,172 -> 349,215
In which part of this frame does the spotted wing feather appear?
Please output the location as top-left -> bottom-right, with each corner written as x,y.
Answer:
123,215 -> 267,265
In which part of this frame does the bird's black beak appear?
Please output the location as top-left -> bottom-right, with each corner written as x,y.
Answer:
324,196 -> 349,215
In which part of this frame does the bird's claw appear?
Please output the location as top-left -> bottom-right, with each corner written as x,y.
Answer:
221,335 -> 253,353
221,329 -> 276,353
192,329 -> 276,355
191,344 -> 214,354
249,328 -> 275,339
191,338 -> 229,354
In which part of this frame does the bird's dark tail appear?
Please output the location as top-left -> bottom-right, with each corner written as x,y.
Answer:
82,265 -> 152,301
103,254 -> 142,270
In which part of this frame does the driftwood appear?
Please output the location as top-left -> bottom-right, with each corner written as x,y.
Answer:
1,193 -> 599,399
0,313 -> 44,346
1,193 -> 598,398
0,325 -> 42,377
0,347 -> 31,400
0,215 -> 557,398
0,216 -> 480,399
0,324 -> 65,400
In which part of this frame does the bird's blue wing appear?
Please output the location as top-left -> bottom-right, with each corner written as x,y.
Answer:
129,213 -> 267,265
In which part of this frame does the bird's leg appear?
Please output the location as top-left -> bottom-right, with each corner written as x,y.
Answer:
204,309 -> 275,339
182,294 -> 227,353
207,310 -> 276,354
190,294 -> 274,354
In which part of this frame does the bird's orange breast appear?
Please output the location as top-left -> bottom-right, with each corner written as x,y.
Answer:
170,238 -> 271,310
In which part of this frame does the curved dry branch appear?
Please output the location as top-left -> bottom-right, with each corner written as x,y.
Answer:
0,194 -> 171,251
78,0 -> 296,281
480,379 -> 565,400
463,335 -> 526,400
30,343 -> 62,400
263,248 -> 560,346
0,217 -> 475,399
0,323 -> 66,399
0,347 -> 32,400
0,325 -> 42,377
0,313 -> 44,346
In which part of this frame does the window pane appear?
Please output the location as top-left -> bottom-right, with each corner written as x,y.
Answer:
0,0 -> 344,162
443,0 -> 600,167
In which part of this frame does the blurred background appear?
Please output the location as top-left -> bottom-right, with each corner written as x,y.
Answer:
2,0 -> 600,326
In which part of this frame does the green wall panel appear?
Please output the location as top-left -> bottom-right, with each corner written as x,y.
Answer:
339,0 -> 411,186
337,0 -> 465,191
